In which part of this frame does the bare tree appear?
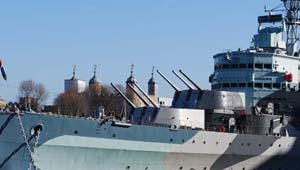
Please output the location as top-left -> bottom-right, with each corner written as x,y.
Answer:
19,80 -> 48,111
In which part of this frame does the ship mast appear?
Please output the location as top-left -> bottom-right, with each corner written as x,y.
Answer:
282,0 -> 300,55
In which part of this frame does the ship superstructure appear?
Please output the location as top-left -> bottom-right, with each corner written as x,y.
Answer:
211,11 -> 300,112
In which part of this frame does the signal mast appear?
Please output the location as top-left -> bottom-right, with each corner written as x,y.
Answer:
266,0 -> 300,56
283,0 -> 300,56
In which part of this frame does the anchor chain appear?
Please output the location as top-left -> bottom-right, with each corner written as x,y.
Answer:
0,112 -> 42,170
15,112 -> 37,170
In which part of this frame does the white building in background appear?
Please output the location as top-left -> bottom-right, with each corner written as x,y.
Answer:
64,67 -> 86,93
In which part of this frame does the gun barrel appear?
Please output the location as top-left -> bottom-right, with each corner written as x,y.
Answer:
127,83 -> 151,107
156,69 -> 180,92
179,69 -> 202,91
111,83 -> 136,109
172,70 -> 194,90
133,83 -> 160,108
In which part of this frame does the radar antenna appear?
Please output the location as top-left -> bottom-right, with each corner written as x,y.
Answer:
282,0 -> 300,55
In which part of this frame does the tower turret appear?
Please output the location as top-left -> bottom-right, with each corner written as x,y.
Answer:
89,65 -> 102,95
126,65 -> 142,108
148,66 -> 158,102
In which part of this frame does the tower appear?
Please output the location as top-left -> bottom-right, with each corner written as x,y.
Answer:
126,65 -> 142,107
64,65 -> 86,93
89,65 -> 102,95
148,66 -> 158,102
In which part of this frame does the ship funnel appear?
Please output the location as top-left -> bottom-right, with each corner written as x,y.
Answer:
172,70 -> 194,90
179,69 -> 202,91
127,83 -> 151,107
111,83 -> 136,109
156,69 -> 180,92
133,83 -> 160,108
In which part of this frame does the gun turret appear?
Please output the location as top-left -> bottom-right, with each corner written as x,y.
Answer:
127,83 -> 151,107
133,83 -> 160,108
179,69 -> 202,91
156,69 -> 180,92
111,83 -> 136,109
172,70 -> 194,90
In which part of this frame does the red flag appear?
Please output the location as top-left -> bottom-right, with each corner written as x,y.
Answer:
0,59 -> 2,68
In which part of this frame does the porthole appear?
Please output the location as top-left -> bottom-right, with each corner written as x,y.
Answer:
170,139 -> 173,142
204,167 -> 207,170
242,168 -> 246,170
216,142 -> 219,145
229,142 -> 232,146
126,166 -> 130,169
247,143 -> 251,146
278,144 -> 281,148
259,144 -> 262,147
182,139 -> 185,143
192,140 -> 196,144
145,167 -> 148,170
241,143 -> 244,146
112,134 -> 116,138
270,143 -> 273,147
203,141 -> 206,144
179,167 -> 183,170
74,130 -> 78,134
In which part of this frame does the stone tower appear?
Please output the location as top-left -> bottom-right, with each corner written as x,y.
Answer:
148,66 -> 158,103
89,65 -> 102,95
126,65 -> 142,108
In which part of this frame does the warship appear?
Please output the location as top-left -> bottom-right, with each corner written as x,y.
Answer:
2,0 -> 300,170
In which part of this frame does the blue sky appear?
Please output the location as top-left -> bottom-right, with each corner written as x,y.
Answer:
0,0 -> 279,103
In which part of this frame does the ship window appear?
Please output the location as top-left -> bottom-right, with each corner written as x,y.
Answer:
255,83 -> 263,88
273,83 -> 281,89
214,65 -> 220,70
239,83 -> 246,87
264,83 -> 272,89
248,64 -> 254,68
223,83 -> 230,88
222,64 -> 230,69
247,82 -> 253,88
231,83 -> 238,87
264,64 -> 272,69
239,64 -> 247,68
255,63 -> 263,69
231,64 -> 238,68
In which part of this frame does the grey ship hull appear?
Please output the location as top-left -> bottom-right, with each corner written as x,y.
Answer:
0,112 -> 300,170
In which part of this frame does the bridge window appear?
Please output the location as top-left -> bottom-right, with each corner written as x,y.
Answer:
231,64 -> 238,68
248,64 -> 254,68
255,83 -> 263,88
248,82 -> 253,88
273,83 -> 281,89
264,83 -> 272,89
264,64 -> 272,69
239,64 -> 247,68
239,83 -> 246,87
223,83 -> 230,88
222,64 -> 230,69
231,83 -> 238,87
255,63 -> 263,69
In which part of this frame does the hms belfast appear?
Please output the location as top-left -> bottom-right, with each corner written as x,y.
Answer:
2,0 -> 300,170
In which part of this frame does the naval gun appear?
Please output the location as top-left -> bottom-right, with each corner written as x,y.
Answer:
111,82 -> 205,129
